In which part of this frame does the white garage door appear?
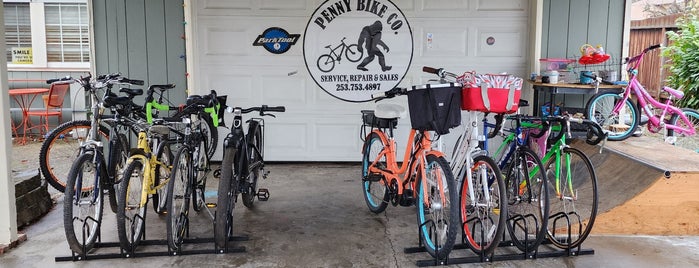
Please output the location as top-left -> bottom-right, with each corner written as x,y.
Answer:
189,0 -> 529,161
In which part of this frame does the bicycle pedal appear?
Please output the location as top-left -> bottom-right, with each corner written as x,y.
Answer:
263,170 -> 270,180
206,203 -> 217,208
257,188 -> 270,201
213,168 -> 221,178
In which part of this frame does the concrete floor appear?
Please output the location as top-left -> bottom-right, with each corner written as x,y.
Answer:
2,163 -> 699,267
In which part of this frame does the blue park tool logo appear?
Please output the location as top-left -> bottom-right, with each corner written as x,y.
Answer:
253,27 -> 301,54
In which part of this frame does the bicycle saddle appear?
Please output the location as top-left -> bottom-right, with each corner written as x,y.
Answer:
663,86 -> 684,100
375,103 -> 407,119
119,88 -> 143,98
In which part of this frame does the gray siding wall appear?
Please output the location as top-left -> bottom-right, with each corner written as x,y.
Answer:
92,0 -> 187,106
540,0 -> 626,110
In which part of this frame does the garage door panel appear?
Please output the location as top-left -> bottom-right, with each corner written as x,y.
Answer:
259,0 -> 308,10
476,29 -> 524,57
418,27 -> 469,57
265,121 -> 308,160
261,75 -> 307,106
203,27 -> 250,56
420,0 -> 469,11
476,0 -> 526,11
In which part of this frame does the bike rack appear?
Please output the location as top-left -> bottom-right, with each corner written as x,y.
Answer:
55,209 -> 248,262
405,212 -> 594,266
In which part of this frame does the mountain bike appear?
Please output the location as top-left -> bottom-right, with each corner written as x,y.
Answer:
586,44 -> 699,152
359,86 -> 459,260
116,91 -> 224,252
316,37 -> 363,72
422,67 -> 507,257
61,74 -> 145,255
525,115 -> 602,249
40,82 -> 220,193
215,104 -> 285,251
166,92 -> 226,252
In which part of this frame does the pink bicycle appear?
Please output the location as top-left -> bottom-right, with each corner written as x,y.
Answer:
585,44 -> 699,152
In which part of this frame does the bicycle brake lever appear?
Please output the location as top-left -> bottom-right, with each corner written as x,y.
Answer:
261,112 -> 276,118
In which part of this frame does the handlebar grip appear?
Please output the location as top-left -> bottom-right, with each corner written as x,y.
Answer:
422,66 -> 440,74
568,117 -> 583,124
264,106 -> 286,113
125,78 -> 144,86
46,76 -> 72,84
645,44 -> 661,52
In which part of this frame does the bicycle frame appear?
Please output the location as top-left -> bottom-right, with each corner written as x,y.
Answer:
364,128 -> 447,205
126,130 -> 171,207
449,111 -> 492,207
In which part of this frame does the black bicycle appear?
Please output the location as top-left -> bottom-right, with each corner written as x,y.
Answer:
316,37 -> 363,72
214,104 -> 285,251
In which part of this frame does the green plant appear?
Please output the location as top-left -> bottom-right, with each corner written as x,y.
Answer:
664,9 -> 699,109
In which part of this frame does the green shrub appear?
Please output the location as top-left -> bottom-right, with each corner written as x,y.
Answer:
664,9 -> 699,109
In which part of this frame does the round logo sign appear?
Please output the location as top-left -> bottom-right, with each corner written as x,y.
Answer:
253,27 -> 300,54
303,0 -> 413,102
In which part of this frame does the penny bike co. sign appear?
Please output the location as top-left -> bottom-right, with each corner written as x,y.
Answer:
303,0 -> 413,102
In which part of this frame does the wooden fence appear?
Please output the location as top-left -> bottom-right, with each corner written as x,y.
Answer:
629,13 -> 680,97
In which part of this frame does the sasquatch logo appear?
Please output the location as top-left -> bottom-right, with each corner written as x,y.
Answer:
304,0 -> 413,102
253,27 -> 301,54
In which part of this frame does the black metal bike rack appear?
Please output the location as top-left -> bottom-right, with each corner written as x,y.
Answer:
404,211 -> 595,266
55,209 -> 248,262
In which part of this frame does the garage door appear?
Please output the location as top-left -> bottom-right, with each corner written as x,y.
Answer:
189,0 -> 529,161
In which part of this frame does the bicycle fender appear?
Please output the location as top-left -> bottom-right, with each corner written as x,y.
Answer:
224,128 -> 244,149
426,150 -> 446,159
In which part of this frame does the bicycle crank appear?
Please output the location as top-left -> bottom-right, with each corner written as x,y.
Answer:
256,188 -> 270,201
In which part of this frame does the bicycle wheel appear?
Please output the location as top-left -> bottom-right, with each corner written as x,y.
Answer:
193,136 -> 208,212
504,146 -> 549,254
63,151 -> 104,255
153,140 -> 173,215
669,108 -> 699,153
200,113 -> 218,160
345,44 -> 363,62
107,133 -> 129,214
242,122 -> 262,208
586,92 -> 639,141
316,54 -> 335,73
461,155 -> 506,257
361,132 -> 389,213
416,154 -> 459,260
545,147 -> 598,249
215,146 -> 238,250
40,120 -> 109,192
116,155 -> 148,251
167,146 -> 192,251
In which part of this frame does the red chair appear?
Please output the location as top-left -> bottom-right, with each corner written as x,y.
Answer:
26,82 -> 70,135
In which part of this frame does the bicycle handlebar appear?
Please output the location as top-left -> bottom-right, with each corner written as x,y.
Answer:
369,87 -> 407,101
513,115 -> 606,145
624,44 -> 662,65
226,105 -> 286,116
46,76 -> 72,84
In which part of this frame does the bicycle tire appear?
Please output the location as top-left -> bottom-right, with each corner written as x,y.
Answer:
153,140 -> 173,215
200,113 -> 218,160
416,154 -> 459,260
40,120 -> 109,192
116,155 -> 148,252
545,147 -> 598,249
106,134 -> 128,214
345,44 -> 363,62
361,132 -> 390,214
461,155 -> 506,257
316,54 -> 335,73
167,146 -> 192,251
504,146 -> 549,254
63,150 -> 104,255
215,146 -> 238,250
242,122 -> 263,208
668,108 -> 699,153
193,136 -> 208,212
586,92 -> 639,141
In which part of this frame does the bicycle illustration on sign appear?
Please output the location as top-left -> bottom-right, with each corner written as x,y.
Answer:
316,37 -> 363,73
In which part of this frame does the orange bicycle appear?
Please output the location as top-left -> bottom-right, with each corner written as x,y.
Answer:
361,86 -> 460,260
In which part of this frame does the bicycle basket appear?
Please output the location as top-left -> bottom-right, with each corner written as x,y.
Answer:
457,72 -> 523,114
407,83 -> 462,135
